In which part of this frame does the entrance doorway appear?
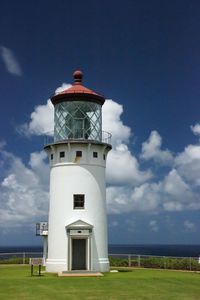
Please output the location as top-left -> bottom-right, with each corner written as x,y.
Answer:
66,219 -> 92,271
72,239 -> 86,270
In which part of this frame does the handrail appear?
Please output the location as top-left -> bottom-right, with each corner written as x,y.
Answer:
44,130 -> 112,146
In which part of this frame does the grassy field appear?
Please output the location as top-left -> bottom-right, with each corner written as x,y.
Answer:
0,265 -> 200,300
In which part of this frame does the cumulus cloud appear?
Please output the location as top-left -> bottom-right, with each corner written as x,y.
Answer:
55,83 -> 72,94
0,46 -> 22,76
175,144 -> 200,186
18,100 -> 54,136
141,130 -> 173,165
18,86 -> 151,187
13,81 -> 200,222
18,83 -> 72,137
162,169 -> 189,197
107,183 -> 161,214
19,96 -> 130,143
107,167 -> 200,214
13,85 -> 153,225
161,169 -> 198,211
191,123 -> 200,136
0,146 -> 49,228
102,100 -> 151,186
102,100 -> 131,146
106,144 -> 152,186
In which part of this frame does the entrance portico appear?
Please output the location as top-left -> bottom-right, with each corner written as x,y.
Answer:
66,220 -> 93,271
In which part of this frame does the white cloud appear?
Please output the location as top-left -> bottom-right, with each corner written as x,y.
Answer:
130,183 -> 161,211
175,144 -> 200,186
106,143 -> 152,186
18,89 -> 151,187
162,169 -> 189,197
15,83 -> 200,217
0,46 -> 22,76
18,100 -> 54,136
20,95 -> 131,143
141,130 -> 173,165
191,123 -> 200,136
55,83 -> 72,94
0,147 -> 49,228
159,169 -> 200,212
107,166 -> 200,214
18,83 -> 73,137
29,151 -> 49,187
184,220 -> 196,232
102,100 -> 131,146
107,182 -> 161,214
103,100 -> 152,186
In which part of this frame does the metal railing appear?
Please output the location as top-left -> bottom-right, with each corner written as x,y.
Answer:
0,252 -> 199,271
109,253 -> 200,271
44,130 -> 112,146
0,252 -> 43,264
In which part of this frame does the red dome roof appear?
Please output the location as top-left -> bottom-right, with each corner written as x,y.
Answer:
51,70 -> 105,105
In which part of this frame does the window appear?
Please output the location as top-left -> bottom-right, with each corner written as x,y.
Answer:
76,151 -> 82,157
103,154 -> 106,160
73,194 -> 85,209
60,151 -> 65,158
93,152 -> 98,158
50,154 -> 53,160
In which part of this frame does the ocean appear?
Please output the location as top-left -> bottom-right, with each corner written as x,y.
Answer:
108,244 -> 200,257
0,244 -> 200,258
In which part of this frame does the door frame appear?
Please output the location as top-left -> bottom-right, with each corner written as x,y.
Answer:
66,220 -> 93,271
70,236 -> 90,271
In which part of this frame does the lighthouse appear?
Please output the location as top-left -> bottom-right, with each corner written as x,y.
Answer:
44,70 -> 112,273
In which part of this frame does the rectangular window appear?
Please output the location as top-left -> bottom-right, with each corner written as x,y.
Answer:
60,151 -> 65,158
73,194 -> 85,209
50,154 -> 53,160
103,154 -> 106,160
76,151 -> 82,157
93,152 -> 98,158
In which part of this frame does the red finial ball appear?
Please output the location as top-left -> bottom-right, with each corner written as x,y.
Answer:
73,70 -> 83,84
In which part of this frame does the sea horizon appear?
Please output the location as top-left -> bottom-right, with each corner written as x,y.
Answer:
1,243 -> 200,247
1,244 -> 200,257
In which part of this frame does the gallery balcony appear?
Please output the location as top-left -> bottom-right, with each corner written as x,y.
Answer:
44,130 -> 112,147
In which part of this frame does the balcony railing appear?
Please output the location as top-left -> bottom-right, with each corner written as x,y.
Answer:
44,130 -> 112,146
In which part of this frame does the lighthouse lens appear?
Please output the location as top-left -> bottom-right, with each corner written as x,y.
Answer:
54,101 -> 102,142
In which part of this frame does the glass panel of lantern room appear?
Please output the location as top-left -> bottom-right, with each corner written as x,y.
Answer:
54,101 -> 102,142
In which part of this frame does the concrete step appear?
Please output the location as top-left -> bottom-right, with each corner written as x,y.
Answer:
58,271 -> 103,277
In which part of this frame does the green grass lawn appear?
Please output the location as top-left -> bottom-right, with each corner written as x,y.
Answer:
0,265 -> 200,300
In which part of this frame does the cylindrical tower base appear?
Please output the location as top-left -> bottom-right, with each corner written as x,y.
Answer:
45,141 -> 111,273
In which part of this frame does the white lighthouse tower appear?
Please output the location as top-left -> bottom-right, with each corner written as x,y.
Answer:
45,70 -> 112,273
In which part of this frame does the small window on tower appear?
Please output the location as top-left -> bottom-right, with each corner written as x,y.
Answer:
103,154 -> 106,160
50,154 -> 53,160
73,194 -> 85,209
60,151 -> 65,158
76,151 -> 82,157
93,152 -> 98,158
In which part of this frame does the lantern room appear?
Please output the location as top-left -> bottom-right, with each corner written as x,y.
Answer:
51,70 -> 105,143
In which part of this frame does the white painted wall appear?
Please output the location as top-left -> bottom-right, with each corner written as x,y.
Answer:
46,142 -> 111,272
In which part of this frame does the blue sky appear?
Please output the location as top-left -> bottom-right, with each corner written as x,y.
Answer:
1,0 -> 200,246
